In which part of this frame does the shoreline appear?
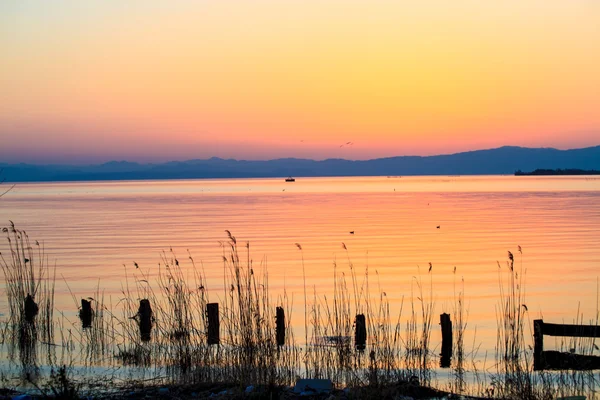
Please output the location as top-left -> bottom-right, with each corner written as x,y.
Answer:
2,380 -> 491,400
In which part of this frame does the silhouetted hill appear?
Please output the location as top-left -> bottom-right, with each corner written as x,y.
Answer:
2,145 -> 600,183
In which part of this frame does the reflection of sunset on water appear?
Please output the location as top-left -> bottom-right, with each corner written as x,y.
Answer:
2,176 -> 598,359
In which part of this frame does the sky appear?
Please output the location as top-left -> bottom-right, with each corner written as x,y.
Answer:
1,0 -> 599,164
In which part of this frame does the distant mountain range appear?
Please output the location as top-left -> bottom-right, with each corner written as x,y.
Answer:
2,145 -> 600,183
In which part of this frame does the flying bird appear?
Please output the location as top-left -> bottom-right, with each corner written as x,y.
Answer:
134,262 -> 139,269
436,225 -> 440,229
349,231 -> 355,235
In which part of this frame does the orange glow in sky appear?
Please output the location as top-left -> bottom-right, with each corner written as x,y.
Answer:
1,1 -> 599,163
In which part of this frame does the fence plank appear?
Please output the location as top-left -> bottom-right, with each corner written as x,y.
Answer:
541,322 -> 600,338
543,351 -> 600,371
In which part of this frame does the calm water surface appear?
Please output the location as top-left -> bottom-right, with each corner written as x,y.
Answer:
1,175 -> 600,354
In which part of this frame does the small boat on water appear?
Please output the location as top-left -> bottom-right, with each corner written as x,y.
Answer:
285,177 -> 295,182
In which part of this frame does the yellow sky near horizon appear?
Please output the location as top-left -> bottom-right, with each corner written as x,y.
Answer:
1,0 -> 599,163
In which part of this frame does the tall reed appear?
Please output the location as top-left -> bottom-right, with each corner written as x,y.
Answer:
492,247 -> 536,399
403,268 -> 434,387
0,223 -> 55,371
450,271 -> 468,394
4,230 -> 600,400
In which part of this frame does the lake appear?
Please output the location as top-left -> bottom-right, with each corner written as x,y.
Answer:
1,175 -> 600,371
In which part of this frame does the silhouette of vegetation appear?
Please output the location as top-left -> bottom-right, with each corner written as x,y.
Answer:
0,223 -> 55,375
1,227 -> 599,399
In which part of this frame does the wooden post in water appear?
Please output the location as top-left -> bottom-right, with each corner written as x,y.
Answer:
440,313 -> 452,368
207,303 -> 220,345
79,299 -> 93,328
355,314 -> 366,351
24,294 -> 39,323
276,306 -> 285,346
533,319 -> 544,371
138,299 -> 153,342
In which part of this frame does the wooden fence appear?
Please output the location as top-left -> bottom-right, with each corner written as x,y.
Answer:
534,319 -> 600,371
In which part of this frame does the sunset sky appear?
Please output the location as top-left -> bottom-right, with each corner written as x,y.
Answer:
1,0 -> 599,164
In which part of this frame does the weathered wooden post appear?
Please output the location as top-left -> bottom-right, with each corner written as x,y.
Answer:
24,294 -> 39,323
440,313 -> 452,368
20,294 -> 38,364
79,299 -> 93,328
207,303 -> 220,345
533,319 -> 544,371
276,306 -> 285,346
355,314 -> 366,351
138,299 -> 153,342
